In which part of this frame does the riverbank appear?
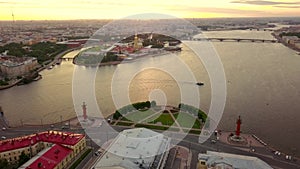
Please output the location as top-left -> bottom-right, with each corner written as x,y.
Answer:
0,79 -> 23,90
0,47 -> 81,90
272,32 -> 300,53
73,50 -> 172,67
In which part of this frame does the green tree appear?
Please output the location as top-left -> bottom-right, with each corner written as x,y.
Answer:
18,151 -> 30,167
0,159 -> 8,168
150,100 -> 156,107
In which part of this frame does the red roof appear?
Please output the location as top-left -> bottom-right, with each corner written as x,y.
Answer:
111,46 -> 135,53
0,131 -> 84,153
26,144 -> 72,169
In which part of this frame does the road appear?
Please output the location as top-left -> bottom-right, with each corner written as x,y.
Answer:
1,123 -> 299,169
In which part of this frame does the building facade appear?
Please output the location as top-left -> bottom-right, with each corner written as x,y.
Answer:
0,56 -> 38,78
0,131 -> 86,168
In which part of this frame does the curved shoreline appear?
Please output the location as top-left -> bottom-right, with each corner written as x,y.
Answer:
0,47 -> 81,90
0,79 -> 23,90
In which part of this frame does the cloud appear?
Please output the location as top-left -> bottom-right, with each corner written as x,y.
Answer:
168,6 -> 267,15
0,1 -> 10,4
231,0 -> 300,5
274,5 -> 300,8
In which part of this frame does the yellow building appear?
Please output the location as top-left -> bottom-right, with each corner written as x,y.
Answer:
133,34 -> 143,50
0,56 -> 38,78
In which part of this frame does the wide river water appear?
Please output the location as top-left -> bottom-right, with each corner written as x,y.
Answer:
1,30 -> 300,156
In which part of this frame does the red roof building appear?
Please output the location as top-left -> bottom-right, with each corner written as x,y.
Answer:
0,131 -> 86,168
0,131 -> 84,153
22,144 -> 73,169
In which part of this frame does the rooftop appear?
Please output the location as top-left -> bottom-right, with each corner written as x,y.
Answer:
199,151 -> 273,169
0,55 -> 37,67
93,128 -> 170,169
0,131 -> 84,153
20,144 -> 72,169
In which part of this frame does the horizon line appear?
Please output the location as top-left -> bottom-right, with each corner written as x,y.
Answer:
0,16 -> 300,22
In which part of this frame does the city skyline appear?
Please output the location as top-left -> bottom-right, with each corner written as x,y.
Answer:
0,0 -> 300,20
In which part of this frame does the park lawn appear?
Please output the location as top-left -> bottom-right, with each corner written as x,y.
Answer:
147,113 -> 175,126
122,109 -> 155,122
173,112 -> 202,129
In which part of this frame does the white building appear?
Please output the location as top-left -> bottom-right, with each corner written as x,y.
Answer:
92,128 -> 170,169
198,151 -> 273,169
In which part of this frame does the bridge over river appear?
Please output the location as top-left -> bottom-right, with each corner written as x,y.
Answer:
193,37 -> 278,43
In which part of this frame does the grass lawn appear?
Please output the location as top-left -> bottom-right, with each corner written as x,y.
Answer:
122,109 -> 156,122
147,113 -> 175,126
173,112 -> 202,129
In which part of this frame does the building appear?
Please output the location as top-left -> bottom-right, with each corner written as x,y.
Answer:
198,151 -> 273,169
282,36 -> 299,45
0,55 -> 38,78
92,128 -> 170,169
20,144 -> 73,169
0,131 -> 86,168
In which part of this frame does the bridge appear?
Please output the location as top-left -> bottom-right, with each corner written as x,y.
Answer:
193,38 -> 278,43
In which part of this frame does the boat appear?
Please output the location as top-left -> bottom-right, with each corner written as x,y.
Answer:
196,82 -> 204,86
33,75 -> 42,81
56,60 -> 62,65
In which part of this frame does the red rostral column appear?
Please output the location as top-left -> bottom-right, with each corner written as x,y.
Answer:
82,102 -> 87,120
236,116 -> 242,136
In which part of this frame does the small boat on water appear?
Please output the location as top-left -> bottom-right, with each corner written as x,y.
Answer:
47,65 -> 54,70
56,60 -> 62,65
196,82 -> 204,86
33,75 -> 42,81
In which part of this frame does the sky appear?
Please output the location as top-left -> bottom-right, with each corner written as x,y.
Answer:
0,0 -> 299,20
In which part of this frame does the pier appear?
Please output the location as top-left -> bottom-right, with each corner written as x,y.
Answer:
193,37 -> 278,43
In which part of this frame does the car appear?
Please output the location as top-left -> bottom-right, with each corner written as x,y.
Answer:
1,136 -> 6,140
286,155 -> 292,160
274,151 -> 281,156
2,127 -> 6,131
211,140 -> 216,144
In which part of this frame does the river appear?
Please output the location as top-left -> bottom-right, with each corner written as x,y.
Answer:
0,30 -> 300,157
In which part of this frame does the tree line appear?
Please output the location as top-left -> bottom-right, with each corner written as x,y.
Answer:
178,103 -> 207,122
113,100 -> 156,120
0,42 -> 68,63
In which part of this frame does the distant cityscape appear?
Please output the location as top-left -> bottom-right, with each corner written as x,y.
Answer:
0,17 -> 300,169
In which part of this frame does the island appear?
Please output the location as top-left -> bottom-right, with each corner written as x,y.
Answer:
74,33 -> 182,66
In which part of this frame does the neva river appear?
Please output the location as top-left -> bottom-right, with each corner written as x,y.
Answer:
1,30 -> 300,156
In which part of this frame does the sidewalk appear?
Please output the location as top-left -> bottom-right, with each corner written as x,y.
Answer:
218,131 -> 265,148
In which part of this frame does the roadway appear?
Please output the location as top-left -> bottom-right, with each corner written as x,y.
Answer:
1,124 -> 300,169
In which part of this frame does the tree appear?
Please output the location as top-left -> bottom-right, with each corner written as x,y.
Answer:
18,151 -> 30,167
145,101 -> 150,108
0,159 -> 8,168
150,100 -> 156,107
113,111 -> 122,120
178,103 -> 182,109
